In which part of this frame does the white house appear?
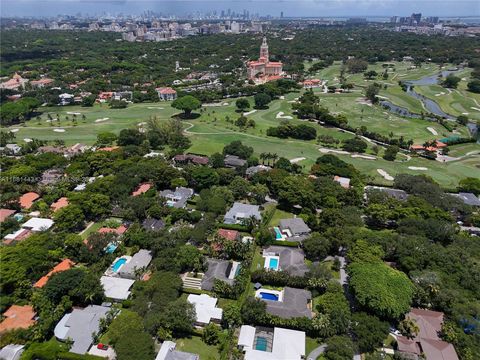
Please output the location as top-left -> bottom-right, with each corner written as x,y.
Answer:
238,325 -> 306,360
100,276 -> 135,301
187,294 -> 223,326
21,218 -> 54,232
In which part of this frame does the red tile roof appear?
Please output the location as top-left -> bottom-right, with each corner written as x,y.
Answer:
33,259 -> 75,288
0,209 -> 16,222
156,87 -> 177,95
217,229 -> 239,241
19,192 -> 40,209
50,197 -> 69,212
0,305 -> 36,334
98,225 -> 127,235
97,146 -> 120,152
132,183 -> 152,196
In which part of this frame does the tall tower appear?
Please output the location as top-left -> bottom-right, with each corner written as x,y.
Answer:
259,37 -> 269,62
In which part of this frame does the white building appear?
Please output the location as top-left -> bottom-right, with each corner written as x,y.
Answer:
100,276 -> 135,301
238,326 -> 306,360
187,294 -> 223,326
21,217 -> 54,232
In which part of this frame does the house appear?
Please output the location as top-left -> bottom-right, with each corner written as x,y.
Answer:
51,197 -> 69,212
97,92 -> 114,102
54,305 -> 110,354
98,225 -> 127,236
0,143 -> 22,155
201,258 -> 241,291
100,276 -> 135,301
0,305 -> 36,334
333,175 -> 351,189
396,308 -> 459,360
278,218 -> 311,240
303,79 -> 322,89
113,91 -> 132,101
364,186 -> 409,201
173,154 -> 209,166
263,246 -> 309,276
451,192 -> 480,207
256,287 -> 312,319
187,294 -> 223,326
132,183 -> 152,196
156,87 -> 177,101
155,341 -> 199,360
0,209 -> 16,222
247,38 -> 284,84
160,187 -> 194,208
142,218 -> 165,232
37,146 -> 64,155
19,192 -> 40,209
0,73 -> 28,90
3,229 -> 32,245
40,169 -> 63,185
31,78 -> 54,88
118,249 -> 152,279
21,217 -> 54,232
246,165 -> 271,177
59,93 -> 74,105
224,155 -> 247,168
65,143 -> 90,157
410,140 -> 447,153
217,228 -> 239,241
224,202 -> 261,224
238,326 -> 305,360
0,344 -> 25,360
34,259 -> 75,288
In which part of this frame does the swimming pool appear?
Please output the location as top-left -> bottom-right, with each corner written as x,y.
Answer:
255,336 -> 268,351
112,258 -> 127,272
105,243 -> 118,254
260,292 -> 279,301
268,258 -> 279,270
273,227 -> 283,240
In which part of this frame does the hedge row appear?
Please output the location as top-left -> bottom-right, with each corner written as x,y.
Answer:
217,223 -> 249,232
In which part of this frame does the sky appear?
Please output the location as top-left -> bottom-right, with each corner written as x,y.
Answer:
1,0 -> 479,18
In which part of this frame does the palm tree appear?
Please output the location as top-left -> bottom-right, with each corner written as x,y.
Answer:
271,153 -> 278,165
259,152 -> 267,165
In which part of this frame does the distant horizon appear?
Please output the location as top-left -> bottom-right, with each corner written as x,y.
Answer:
1,0 -> 479,18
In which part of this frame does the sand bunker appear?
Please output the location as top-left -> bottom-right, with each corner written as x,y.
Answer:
10,129 -> 19,133
377,169 -> 394,181
95,118 -> 110,123
66,112 -> 82,115
147,107 -> 164,109
471,107 -> 480,112
53,129 -> 66,133
352,154 -> 376,160
427,127 -> 438,135
319,148 -> 349,155
408,166 -> 428,171
24,138 -> 32,142
290,157 -> 306,163
243,110 -> 257,116
276,112 -> 293,119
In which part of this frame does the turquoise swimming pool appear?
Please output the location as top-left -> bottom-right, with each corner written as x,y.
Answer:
105,243 -> 118,254
268,258 -> 279,270
112,258 -> 127,272
255,336 -> 268,351
273,227 -> 283,240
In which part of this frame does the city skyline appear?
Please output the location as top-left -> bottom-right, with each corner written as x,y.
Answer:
1,0 -> 479,18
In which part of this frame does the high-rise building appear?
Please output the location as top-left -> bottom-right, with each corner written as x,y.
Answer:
280,11 -> 284,18
247,37 -> 283,83
411,13 -> 422,24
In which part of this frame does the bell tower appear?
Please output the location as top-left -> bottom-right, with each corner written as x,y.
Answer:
259,37 -> 269,62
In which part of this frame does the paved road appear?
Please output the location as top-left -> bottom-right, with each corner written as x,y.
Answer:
307,344 -> 326,360
338,256 -> 347,286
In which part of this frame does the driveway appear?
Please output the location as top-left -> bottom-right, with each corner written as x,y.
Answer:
307,344 -> 326,360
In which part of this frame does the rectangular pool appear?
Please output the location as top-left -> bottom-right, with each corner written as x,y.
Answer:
268,258 -> 279,270
260,292 -> 279,301
255,336 -> 268,351
273,227 -> 283,240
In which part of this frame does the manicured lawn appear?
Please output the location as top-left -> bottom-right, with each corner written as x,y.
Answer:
79,221 -> 103,239
268,206 -> 296,227
175,336 -> 220,360
306,336 -> 323,358
251,247 -> 264,272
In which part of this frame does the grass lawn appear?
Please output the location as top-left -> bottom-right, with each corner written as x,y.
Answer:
175,336 -> 220,360
447,143 -> 480,157
79,221 -> 103,239
306,336 -> 323,357
268,206 -> 296,227
251,247 -> 264,272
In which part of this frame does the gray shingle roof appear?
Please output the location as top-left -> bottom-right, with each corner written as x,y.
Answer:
279,218 -> 311,236
54,305 -> 110,354
201,258 -> 235,291
452,192 -> 480,206
224,155 -> 247,168
263,246 -> 309,277
160,187 -> 194,208
365,186 -> 409,201
142,218 -> 165,231
118,250 -> 152,279
264,287 -> 312,319
224,202 -> 261,224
